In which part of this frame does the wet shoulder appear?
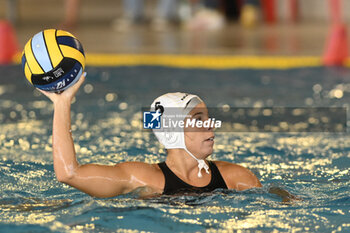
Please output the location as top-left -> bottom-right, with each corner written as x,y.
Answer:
213,161 -> 262,191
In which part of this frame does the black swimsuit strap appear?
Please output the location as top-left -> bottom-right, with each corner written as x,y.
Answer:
158,160 -> 228,195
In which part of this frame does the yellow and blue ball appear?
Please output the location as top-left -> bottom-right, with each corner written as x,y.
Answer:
22,29 -> 85,92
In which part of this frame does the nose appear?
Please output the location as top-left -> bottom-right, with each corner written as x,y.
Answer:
207,124 -> 214,132
203,118 -> 214,132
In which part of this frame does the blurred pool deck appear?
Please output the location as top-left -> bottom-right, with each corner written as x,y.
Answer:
15,22 -> 339,56
1,0 -> 350,57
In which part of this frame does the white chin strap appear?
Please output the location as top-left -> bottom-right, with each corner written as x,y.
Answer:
184,148 -> 210,178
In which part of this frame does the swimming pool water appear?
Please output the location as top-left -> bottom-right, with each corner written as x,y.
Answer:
0,65 -> 349,232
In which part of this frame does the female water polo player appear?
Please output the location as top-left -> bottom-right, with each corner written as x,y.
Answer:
40,73 -> 262,197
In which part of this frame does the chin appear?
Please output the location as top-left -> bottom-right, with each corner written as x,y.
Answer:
202,147 -> 214,158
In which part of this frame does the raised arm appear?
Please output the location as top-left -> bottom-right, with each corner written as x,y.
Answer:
39,74 -> 148,198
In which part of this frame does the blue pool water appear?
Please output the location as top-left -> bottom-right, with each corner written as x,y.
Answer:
0,65 -> 349,232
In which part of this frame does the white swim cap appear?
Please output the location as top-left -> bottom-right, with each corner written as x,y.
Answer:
150,92 -> 210,177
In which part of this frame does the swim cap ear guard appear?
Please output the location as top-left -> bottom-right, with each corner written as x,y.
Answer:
151,92 -> 210,178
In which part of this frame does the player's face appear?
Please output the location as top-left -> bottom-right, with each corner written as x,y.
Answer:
184,102 -> 215,159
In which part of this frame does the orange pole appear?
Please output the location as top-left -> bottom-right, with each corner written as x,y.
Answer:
261,0 -> 276,24
289,0 -> 298,23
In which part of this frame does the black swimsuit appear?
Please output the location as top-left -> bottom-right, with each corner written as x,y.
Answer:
158,161 -> 228,195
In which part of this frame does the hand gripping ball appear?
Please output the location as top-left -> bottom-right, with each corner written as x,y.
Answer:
22,29 -> 85,92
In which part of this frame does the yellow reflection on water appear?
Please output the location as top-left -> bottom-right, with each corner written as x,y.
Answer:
2,211 -> 56,225
31,101 -> 49,109
215,209 -> 310,232
27,213 -> 56,224
1,120 -> 46,136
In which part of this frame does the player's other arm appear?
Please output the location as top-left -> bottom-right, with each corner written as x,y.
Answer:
216,161 -> 299,202
216,161 -> 262,191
